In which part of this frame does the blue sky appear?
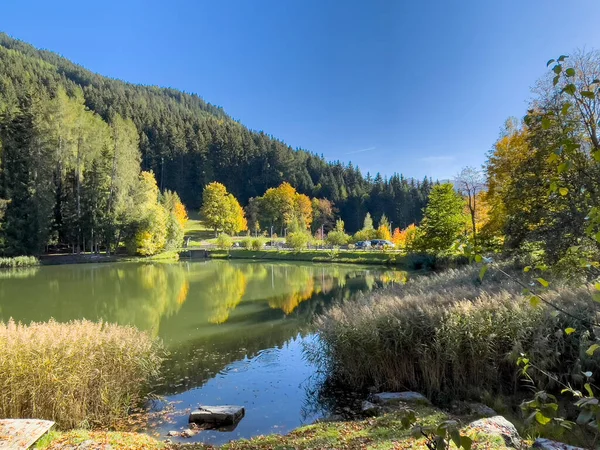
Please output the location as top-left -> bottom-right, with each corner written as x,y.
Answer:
2,0 -> 600,180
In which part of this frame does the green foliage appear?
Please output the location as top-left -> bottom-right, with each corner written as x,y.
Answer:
286,231 -> 311,250
241,237 -> 253,249
326,219 -> 350,246
414,184 -> 466,254
216,233 -> 234,250
0,34 -> 435,255
251,238 -> 264,250
0,256 -> 39,268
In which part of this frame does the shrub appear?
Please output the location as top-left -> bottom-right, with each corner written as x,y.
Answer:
216,233 -> 233,250
0,256 -> 39,268
352,229 -> 376,243
0,319 -> 163,429
241,237 -> 253,249
251,238 -> 264,250
326,230 -> 349,246
286,231 -> 310,250
313,265 -> 595,400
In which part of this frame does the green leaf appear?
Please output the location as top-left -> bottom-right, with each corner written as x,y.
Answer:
536,411 -> 552,425
547,153 -> 559,164
585,383 -> 594,397
524,266 -> 532,273
460,435 -> 473,450
537,277 -> 550,288
553,64 -> 562,75
550,311 -> 560,318
450,429 -> 461,448
586,343 -> 600,356
595,282 -> 600,291
557,162 -> 569,174
542,116 -> 552,129
475,254 -> 482,263
530,295 -> 541,307
557,55 -> 568,62
561,103 -> 572,115
593,292 -> 600,303
581,91 -> 596,99
559,187 -> 569,196
565,68 -> 575,77
563,84 -> 577,95
549,181 -> 558,193
565,327 -> 576,335
592,150 -> 600,162
595,232 -> 600,243
553,75 -> 560,86
479,264 -> 488,281
547,59 -> 556,67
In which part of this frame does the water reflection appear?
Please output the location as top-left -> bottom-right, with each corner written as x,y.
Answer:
0,260 -> 408,444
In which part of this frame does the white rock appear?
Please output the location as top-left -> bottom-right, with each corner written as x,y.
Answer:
533,438 -> 584,450
469,416 -> 521,448
370,391 -> 431,405
189,405 -> 245,425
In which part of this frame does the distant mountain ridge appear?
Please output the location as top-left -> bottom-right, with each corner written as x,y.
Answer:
0,32 -> 433,232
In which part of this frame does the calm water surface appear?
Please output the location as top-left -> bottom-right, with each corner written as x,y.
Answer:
0,260 -> 407,445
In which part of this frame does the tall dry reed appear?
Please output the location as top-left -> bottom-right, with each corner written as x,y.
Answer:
313,265 -> 596,399
0,319 -> 163,429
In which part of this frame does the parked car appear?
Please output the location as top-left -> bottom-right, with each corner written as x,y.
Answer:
370,239 -> 395,249
355,240 -> 372,249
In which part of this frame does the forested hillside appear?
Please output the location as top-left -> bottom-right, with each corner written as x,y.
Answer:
0,33 -> 432,255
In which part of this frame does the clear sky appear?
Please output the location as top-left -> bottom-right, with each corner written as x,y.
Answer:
2,0 -> 600,180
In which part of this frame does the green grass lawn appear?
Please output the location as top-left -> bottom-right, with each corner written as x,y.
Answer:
36,406 -> 516,450
208,248 -> 410,266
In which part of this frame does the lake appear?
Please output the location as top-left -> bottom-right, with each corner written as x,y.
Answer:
0,259 -> 408,445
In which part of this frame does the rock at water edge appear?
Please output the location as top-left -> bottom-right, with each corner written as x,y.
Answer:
189,405 -> 245,425
533,438 -> 584,450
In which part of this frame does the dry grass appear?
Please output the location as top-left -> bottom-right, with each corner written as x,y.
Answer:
313,264 -> 596,400
0,319 -> 164,429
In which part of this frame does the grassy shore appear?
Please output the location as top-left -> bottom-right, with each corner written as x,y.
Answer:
207,248 -> 409,266
36,405 -> 515,449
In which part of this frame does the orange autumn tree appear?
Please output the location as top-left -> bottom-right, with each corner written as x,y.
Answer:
392,224 -> 419,251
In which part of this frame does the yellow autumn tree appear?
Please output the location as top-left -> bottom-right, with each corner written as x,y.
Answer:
200,182 -> 247,235
128,171 -> 168,256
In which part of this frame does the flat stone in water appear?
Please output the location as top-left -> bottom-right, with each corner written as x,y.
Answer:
189,405 -> 245,426
533,438 -> 584,450
370,391 -> 431,405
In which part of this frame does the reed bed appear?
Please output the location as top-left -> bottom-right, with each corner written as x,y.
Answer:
0,319 -> 164,429
0,255 -> 39,268
313,265 -> 596,400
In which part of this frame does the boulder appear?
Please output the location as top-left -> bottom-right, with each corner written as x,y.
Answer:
189,405 -> 245,426
467,402 -> 497,418
533,438 -> 584,450
469,416 -> 521,448
370,391 -> 431,406
361,400 -> 381,416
